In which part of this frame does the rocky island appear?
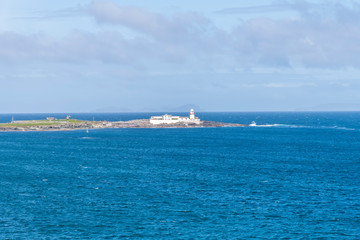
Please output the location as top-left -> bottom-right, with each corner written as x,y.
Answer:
0,110 -> 247,132
0,118 -> 246,132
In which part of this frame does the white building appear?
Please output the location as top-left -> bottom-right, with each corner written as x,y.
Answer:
150,109 -> 201,125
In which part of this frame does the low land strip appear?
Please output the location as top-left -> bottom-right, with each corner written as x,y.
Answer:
0,119 -> 246,132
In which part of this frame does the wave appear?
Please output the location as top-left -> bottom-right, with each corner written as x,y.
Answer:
250,123 -> 356,131
252,124 -> 282,127
80,137 -> 98,139
325,126 -> 356,131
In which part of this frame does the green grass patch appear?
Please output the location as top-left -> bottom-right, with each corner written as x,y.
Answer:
0,122 -> 63,127
67,119 -> 86,123
0,119 -> 91,128
53,119 -> 87,123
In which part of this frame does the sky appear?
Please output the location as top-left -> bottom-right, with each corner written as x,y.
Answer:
1,0 -> 360,113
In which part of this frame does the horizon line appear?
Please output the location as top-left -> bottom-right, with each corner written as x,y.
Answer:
1,110 -> 360,114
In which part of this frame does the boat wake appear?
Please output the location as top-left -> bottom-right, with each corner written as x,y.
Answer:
248,122 -> 356,131
251,124 -> 282,127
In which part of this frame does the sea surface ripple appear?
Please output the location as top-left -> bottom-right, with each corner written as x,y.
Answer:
0,112 -> 360,239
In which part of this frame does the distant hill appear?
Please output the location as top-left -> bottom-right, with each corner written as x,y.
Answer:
93,106 -> 133,113
169,104 -> 203,112
93,104 -> 203,113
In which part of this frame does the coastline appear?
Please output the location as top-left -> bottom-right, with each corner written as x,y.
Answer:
0,119 -> 247,132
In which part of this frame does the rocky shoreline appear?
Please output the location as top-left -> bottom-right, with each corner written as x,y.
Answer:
0,119 -> 246,132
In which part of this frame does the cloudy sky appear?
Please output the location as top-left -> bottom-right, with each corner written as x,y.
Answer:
1,0 -> 360,113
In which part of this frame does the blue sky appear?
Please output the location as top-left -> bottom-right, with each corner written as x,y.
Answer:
1,0 -> 360,112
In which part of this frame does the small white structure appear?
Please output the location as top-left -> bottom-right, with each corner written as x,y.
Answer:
150,109 -> 201,125
190,109 -> 195,120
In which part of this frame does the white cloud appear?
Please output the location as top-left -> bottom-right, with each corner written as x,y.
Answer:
88,1 -> 214,41
1,0 -> 360,71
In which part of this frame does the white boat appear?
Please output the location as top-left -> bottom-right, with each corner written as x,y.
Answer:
249,121 -> 257,126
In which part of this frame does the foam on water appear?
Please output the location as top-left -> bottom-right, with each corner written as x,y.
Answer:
80,137 -> 98,139
251,123 -> 357,131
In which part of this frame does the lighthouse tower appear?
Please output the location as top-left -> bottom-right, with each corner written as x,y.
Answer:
190,109 -> 195,120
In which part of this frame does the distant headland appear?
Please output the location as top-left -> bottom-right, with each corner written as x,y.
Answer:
0,110 -> 246,132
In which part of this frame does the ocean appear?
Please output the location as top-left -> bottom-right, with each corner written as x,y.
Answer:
0,112 -> 359,239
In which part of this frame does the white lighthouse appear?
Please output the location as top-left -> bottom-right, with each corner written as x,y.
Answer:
190,109 -> 195,120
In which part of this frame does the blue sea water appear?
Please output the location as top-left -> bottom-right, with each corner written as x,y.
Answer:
0,112 -> 360,239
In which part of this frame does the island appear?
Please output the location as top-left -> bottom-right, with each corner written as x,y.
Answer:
0,118 -> 246,132
0,110 -> 247,132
